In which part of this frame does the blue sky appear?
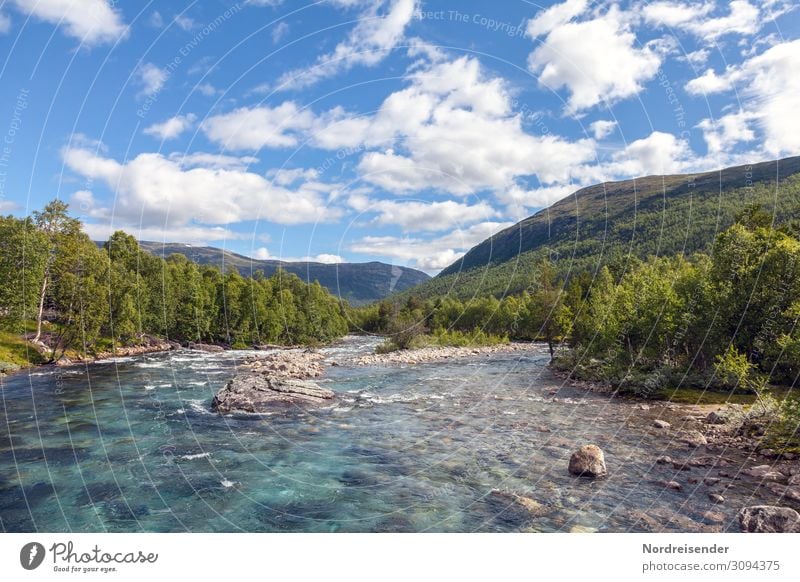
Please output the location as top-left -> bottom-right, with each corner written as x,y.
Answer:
0,0 -> 798,272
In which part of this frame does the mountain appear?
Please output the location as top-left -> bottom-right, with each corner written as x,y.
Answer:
408,155 -> 800,300
131,242 -> 429,305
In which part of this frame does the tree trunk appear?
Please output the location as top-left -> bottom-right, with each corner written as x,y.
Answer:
33,274 -> 48,342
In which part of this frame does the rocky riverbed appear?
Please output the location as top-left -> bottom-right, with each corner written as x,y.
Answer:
349,342 -> 541,367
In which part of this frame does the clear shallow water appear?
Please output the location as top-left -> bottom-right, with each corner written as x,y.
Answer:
0,336 -> 793,532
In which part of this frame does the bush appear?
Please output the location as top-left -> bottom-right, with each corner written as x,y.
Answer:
430,328 -> 509,347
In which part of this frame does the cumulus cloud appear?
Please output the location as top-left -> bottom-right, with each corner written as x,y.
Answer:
252,247 -> 345,263
136,63 -> 168,97
610,131 -> 692,176
204,54 -> 596,199
642,0 -> 760,40
348,194 -> 499,232
61,146 -> 342,233
277,0 -> 418,90
686,39 -> 800,156
0,12 -> 10,34
589,120 -> 617,139
143,114 -> 197,140
349,221 -> 513,272
527,4 -> 661,113
11,0 -> 127,45
272,21 -> 289,44
346,55 -> 596,195
202,102 -> 315,149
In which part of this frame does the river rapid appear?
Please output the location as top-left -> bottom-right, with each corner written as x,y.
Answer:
1,336 -> 795,532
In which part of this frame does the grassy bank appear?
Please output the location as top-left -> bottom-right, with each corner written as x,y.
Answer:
0,331 -> 46,373
376,328 -> 509,354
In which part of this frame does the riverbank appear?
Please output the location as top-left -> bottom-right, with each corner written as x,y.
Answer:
348,341 -> 542,366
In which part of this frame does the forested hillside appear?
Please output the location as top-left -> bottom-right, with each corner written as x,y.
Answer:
0,201 -> 349,363
410,156 -> 800,300
133,242 -> 429,305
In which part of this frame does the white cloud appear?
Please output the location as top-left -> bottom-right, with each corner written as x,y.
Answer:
173,14 -> 195,31
0,12 -> 11,34
149,11 -> 163,28
589,119 -> 617,139
643,0 -> 771,40
136,63 -> 168,97
11,0 -> 127,45
343,56 -> 596,195
202,102 -> 315,149
143,114 -> 197,140
682,48 -> 711,67
168,152 -> 260,171
348,195 -> 499,232
697,110 -> 756,155
194,83 -> 220,97
527,0 -> 588,37
349,221 -> 513,271
686,39 -> 800,156
204,54 -> 595,199
641,1 -> 714,28
272,21 -> 289,44
527,4 -> 661,113
277,0 -> 418,90
497,184 -> 577,220
0,199 -> 19,212
82,222 -> 243,245
251,247 -> 345,264
61,146 -> 342,231
610,131 -> 691,176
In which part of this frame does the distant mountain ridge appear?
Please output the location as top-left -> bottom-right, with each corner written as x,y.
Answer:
408,155 -> 800,300
100,241 -> 430,305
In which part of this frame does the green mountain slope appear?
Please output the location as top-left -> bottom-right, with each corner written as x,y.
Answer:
413,155 -> 800,300
129,242 -> 429,305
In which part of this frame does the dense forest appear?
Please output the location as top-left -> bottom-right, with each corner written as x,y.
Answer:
0,201 -> 349,363
406,157 -> 800,301
359,205 -> 800,394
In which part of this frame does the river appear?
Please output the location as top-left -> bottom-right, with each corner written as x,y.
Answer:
0,336 -> 794,532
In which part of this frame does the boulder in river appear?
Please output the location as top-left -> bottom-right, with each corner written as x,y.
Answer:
212,374 -> 334,414
568,444 -> 607,478
738,505 -> 800,533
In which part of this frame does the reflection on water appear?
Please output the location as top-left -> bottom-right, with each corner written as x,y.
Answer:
0,336 -> 794,532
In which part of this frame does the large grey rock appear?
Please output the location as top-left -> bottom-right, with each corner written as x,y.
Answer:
212,374 -> 334,414
568,444 -> 607,478
188,342 -> 225,353
738,505 -> 800,533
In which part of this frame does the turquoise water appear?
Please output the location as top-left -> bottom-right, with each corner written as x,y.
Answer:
0,336 -> 793,532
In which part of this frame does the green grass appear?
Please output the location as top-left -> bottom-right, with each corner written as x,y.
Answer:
0,330 -> 46,372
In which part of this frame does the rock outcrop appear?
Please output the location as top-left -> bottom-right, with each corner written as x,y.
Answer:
212,374 -> 334,414
213,349 -> 332,414
568,444 -> 607,478
738,505 -> 800,533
